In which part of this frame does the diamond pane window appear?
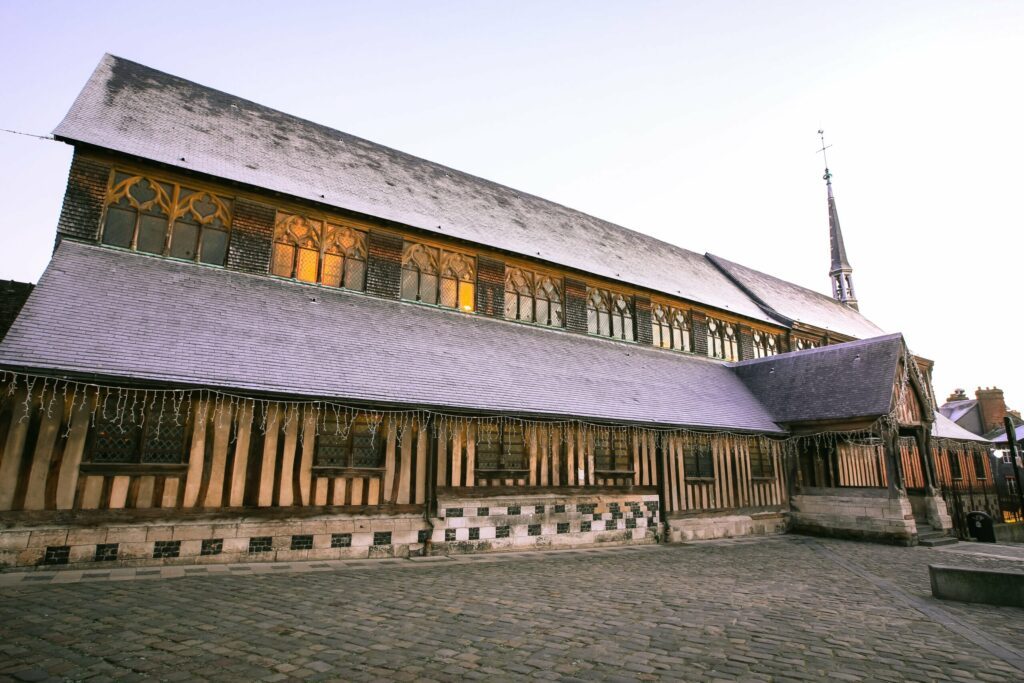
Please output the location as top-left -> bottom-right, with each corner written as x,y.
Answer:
684,443 -> 714,478
315,415 -> 385,469
749,440 -> 774,478
87,393 -> 189,465
401,242 -> 475,312
594,430 -> 631,472
101,172 -> 231,265
504,267 -> 563,327
476,423 -> 526,471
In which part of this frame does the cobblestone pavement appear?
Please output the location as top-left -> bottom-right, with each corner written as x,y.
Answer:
1,536 -> 1022,682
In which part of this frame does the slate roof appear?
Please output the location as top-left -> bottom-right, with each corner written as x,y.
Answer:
989,424 -> 1024,444
706,254 -> 885,339
938,399 -> 978,424
932,413 -> 989,443
0,242 -> 784,434
52,54 -> 883,332
729,334 -> 904,425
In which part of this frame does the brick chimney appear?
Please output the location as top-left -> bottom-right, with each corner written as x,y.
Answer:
946,388 -> 968,402
975,387 -> 1007,433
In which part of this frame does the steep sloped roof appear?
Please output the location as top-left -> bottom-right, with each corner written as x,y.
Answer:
706,253 -> 885,339
938,399 -> 979,424
0,242 -> 783,433
990,423 -> 1024,444
932,413 -> 989,443
729,334 -> 904,425
53,54 -> 781,325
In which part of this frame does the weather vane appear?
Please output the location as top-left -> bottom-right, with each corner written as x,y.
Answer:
817,129 -> 832,182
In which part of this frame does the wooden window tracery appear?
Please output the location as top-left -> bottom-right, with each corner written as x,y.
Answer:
586,288 -> 634,341
102,172 -> 232,265
315,415 -> 385,470
87,393 -> 189,465
270,212 -> 367,290
651,304 -> 691,352
594,430 -> 632,472
706,318 -> 739,361
504,267 -> 563,327
401,242 -> 475,311
751,331 -> 780,359
476,423 -> 527,471
795,338 -> 819,351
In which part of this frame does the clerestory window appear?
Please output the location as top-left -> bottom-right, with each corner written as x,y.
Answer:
751,331 -> 780,358
400,242 -> 476,312
706,318 -> 739,361
651,304 -> 691,352
270,212 -> 367,290
101,172 -> 232,265
504,267 -> 563,327
586,288 -> 634,341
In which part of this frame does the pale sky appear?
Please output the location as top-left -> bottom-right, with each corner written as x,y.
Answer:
1,1 -> 1022,412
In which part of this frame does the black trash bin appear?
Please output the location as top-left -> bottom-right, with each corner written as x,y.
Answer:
966,511 -> 996,543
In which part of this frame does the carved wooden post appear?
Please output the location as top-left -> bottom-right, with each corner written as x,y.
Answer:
881,423 -> 904,497
914,426 -> 936,493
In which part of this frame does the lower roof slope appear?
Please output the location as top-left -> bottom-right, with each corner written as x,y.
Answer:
707,254 -> 885,340
932,413 -> 989,443
0,241 -> 783,434
730,334 -> 904,425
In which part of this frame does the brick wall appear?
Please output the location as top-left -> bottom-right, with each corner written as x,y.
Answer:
0,281 -> 34,341
738,325 -> 754,361
56,153 -> 110,243
366,230 -> 403,299
225,198 -> 276,274
564,277 -> 588,334
475,255 -> 505,317
691,312 -> 709,356
634,296 -> 653,346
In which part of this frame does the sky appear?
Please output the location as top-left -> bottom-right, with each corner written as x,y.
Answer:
1,1 -> 1022,412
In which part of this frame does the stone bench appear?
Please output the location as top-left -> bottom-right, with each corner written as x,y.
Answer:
929,564 -> 1024,607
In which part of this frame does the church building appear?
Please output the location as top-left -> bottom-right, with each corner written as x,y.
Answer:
0,55 -> 961,569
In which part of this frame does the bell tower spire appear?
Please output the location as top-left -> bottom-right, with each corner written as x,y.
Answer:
818,130 -> 858,311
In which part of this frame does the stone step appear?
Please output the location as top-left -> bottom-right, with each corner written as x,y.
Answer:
920,536 -> 958,547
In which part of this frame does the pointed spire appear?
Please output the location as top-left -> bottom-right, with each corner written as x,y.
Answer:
818,130 -> 858,311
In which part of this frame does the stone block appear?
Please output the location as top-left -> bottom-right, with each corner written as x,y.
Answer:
69,544 -> 96,563
179,540 -> 202,558
28,529 -> 69,547
351,532 -> 373,547
119,542 -> 152,560
479,526 -> 496,540
66,528 -> 108,545
299,520 -> 330,535
90,526 -> 131,545
172,525 -> 214,541
326,519 -> 355,533
313,533 -> 333,549
17,547 -> 45,565
222,537 -> 249,553
0,530 -> 32,550
211,523 -> 240,538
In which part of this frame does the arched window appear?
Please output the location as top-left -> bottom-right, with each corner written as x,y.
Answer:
587,288 -> 634,341
271,212 -> 367,289
795,337 -> 819,351
707,318 -> 738,361
651,304 -> 691,351
752,331 -> 780,358
504,267 -> 563,326
101,171 -> 233,265
401,242 -> 476,311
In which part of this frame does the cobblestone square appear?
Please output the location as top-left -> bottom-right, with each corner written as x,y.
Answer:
1,536 -> 1022,682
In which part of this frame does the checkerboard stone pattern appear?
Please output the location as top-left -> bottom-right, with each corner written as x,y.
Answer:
432,493 -> 660,553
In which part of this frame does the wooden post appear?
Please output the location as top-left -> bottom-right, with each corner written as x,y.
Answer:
914,426 -> 936,493
881,424 -> 904,497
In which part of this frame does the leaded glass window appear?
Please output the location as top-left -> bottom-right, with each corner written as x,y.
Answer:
88,394 -> 189,465
270,212 -> 367,290
101,172 -> 232,265
972,451 -> 987,480
476,423 -> 527,471
401,242 -> 475,312
594,430 -> 631,472
684,443 -> 714,478
749,440 -> 774,478
706,318 -> 739,361
651,304 -> 691,351
504,267 -> 563,327
315,415 -> 385,469
947,451 -> 963,480
586,288 -> 634,341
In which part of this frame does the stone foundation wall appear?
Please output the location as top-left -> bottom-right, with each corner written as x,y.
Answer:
0,512 -> 430,570
667,510 -> 788,542
430,491 -> 660,554
790,488 -> 917,545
